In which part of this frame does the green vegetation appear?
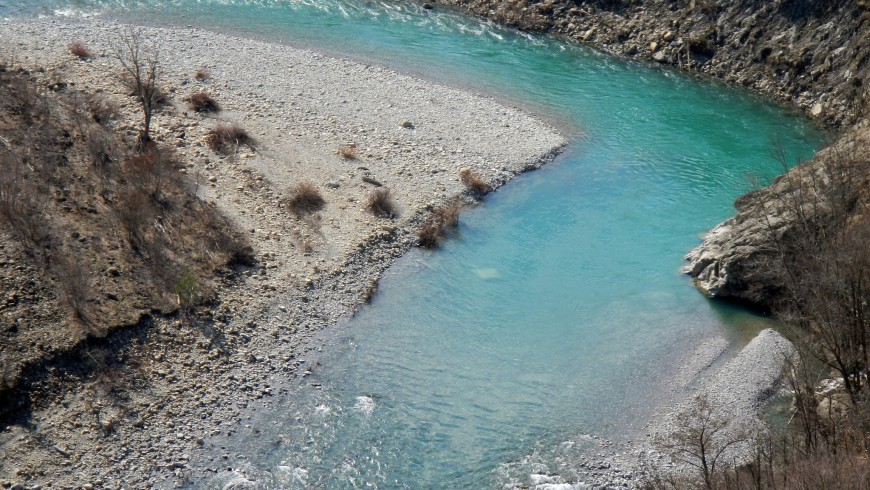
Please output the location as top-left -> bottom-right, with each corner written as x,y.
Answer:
173,271 -> 200,311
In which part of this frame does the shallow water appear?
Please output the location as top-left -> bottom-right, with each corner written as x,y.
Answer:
2,1 -> 825,487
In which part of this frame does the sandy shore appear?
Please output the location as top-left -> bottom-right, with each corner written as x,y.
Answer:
0,18 -> 564,488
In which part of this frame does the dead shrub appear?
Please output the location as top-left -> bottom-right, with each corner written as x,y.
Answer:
434,202 -> 460,227
418,220 -> 443,248
186,92 -> 220,113
116,188 -> 153,244
418,202 -> 461,248
364,277 -> 380,304
0,189 -> 51,251
336,143 -> 357,160
9,75 -> 40,122
52,252 -> 92,322
0,154 -> 51,251
68,42 -> 94,60
123,146 -> 178,202
459,168 -> 492,196
206,124 -> 255,155
194,67 -> 211,82
87,92 -> 118,124
86,126 -> 118,172
367,188 -> 397,219
286,182 -> 325,215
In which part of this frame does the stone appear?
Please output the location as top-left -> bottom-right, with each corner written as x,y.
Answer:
811,102 -> 823,117
649,41 -> 658,52
653,51 -> 666,62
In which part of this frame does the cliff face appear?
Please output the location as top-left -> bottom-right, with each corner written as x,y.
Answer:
431,0 -> 869,127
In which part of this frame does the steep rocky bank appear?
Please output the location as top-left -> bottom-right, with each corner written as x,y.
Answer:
429,0 -> 869,127
425,0 -> 870,484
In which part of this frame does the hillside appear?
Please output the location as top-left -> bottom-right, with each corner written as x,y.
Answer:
0,19 -> 565,487
0,62 -> 250,420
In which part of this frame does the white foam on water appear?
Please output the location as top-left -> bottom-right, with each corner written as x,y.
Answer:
275,465 -> 308,485
353,395 -> 376,415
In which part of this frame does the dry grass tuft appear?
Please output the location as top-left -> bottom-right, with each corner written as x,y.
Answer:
194,67 -> 211,82
51,252 -> 93,322
336,143 -> 357,160
418,202 -> 461,248
86,92 -> 119,125
364,277 -> 380,304
186,92 -> 220,113
286,182 -> 326,215
459,168 -> 492,196
367,188 -> 398,219
206,124 -> 255,155
68,42 -> 94,60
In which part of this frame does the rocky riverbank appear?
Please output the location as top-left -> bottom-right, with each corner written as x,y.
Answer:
0,18 -> 564,488
421,0 -> 870,308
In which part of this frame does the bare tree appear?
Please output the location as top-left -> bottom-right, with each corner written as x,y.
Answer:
756,140 -> 870,404
657,395 -> 750,489
114,29 -> 160,149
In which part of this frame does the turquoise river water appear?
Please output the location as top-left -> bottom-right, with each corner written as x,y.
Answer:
2,1 -> 826,488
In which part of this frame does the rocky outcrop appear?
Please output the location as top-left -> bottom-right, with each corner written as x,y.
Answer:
430,0 -> 870,127
683,219 -> 784,309
685,121 -> 870,310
